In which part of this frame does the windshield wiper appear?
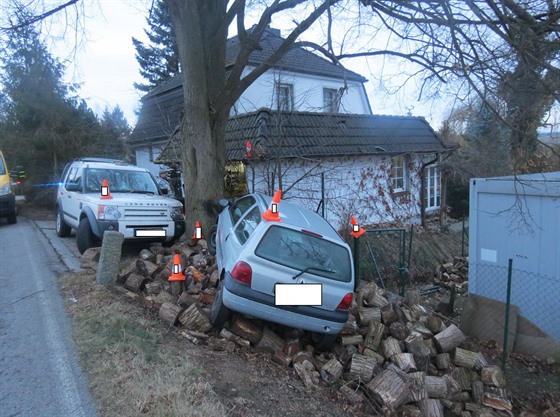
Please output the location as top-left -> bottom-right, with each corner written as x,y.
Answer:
128,190 -> 155,195
292,266 -> 335,280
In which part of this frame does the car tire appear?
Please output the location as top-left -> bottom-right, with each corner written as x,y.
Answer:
77,217 -> 99,254
207,225 -> 218,255
56,208 -> 71,237
6,209 -> 17,224
210,280 -> 231,329
311,332 -> 337,351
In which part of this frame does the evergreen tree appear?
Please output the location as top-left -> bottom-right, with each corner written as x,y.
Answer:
132,0 -> 179,92
98,105 -> 130,158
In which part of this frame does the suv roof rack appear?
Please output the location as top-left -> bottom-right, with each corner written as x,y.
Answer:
74,157 -> 130,165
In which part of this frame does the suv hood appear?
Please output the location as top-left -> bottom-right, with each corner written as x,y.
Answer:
97,193 -> 182,207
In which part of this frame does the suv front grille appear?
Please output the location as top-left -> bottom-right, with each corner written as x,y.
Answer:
122,207 -> 168,219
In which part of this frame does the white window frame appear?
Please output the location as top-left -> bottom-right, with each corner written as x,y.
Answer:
276,83 -> 294,111
424,165 -> 441,210
391,156 -> 408,192
323,88 -> 340,113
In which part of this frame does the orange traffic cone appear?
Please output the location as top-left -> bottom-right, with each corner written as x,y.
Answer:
350,216 -> 365,238
168,253 -> 186,281
191,221 -> 204,240
262,190 -> 282,222
100,179 -> 112,199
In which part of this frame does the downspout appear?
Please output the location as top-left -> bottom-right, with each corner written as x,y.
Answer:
420,154 -> 439,228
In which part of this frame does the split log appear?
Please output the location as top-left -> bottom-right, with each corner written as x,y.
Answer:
136,259 -> 162,278
382,336 -> 402,359
186,266 -> 205,283
453,347 -> 487,370
480,366 -> 506,388
207,337 -> 236,352
404,289 -> 421,306
364,321 -> 386,351
410,304 -> 429,320
482,387 -> 512,412
177,291 -> 201,308
124,273 -> 148,292
349,354 -> 377,383
472,380 -> 484,404
359,307 -> 382,326
178,304 -> 212,332
408,372 -> 428,401
283,338 -> 302,357
392,353 -> 417,372
256,327 -> 284,354
228,317 -> 263,345
426,316 -> 445,333
341,334 -> 363,346
381,303 -> 407,325
398,405 -> 423,417
408,341 -> 431,372
156,291 -> 177,304
320,358 -> 343,385
272,350 -> 292,367
219,328 -> 250,348
363,348 -> 385,365
144,281 -> 162,295
366,369 -> 411,411
339,385 -> 364,407
452,368 -> 474,391
461,412 -> 472,417
294,362 -> 314,388
118,259 -> 137,283
159,302 -> 182,326
404,331 -> 424,351
443,374 -> 462,399
425,376 -> 448,399
435,353 -> 451,370
170,280 -> 185,296
292,351 -> 315,368
441,399 -> 463,416
434,324 -> 466,353
389,322 -> 410,340
368,291 -> 389,308
418,399 -> 444,417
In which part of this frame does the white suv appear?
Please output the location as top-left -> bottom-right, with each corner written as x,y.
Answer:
56,158 -> 186,254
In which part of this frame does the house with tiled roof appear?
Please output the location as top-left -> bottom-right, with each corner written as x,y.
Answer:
129,27 -> 456,227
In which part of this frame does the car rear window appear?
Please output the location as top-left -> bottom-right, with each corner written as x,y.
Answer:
255,225 -> 352,282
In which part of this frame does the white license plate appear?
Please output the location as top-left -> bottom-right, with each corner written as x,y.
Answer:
274,283 -> 322,306
135,229 -> 166,237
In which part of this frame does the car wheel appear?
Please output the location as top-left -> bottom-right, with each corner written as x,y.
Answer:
77,217 -> 99,254
210,280 -> 231,329
207,225 -> 218,255
56,208 -> 71,237
6,209 -> 17,224
311,332 -> 337,351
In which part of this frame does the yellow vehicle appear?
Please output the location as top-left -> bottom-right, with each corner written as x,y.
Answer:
0,150 -> 17,224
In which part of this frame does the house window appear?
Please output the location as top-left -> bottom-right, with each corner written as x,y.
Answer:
323,88 -> 340,113
391,156 -> 408,192
424,165 -> 441,210
276,83 -> 293,111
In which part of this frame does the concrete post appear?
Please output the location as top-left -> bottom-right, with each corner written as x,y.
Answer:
96,231 -> 124,286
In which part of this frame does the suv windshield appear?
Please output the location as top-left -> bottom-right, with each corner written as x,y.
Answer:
85,168 -> 159,194
255,225 -> 352,282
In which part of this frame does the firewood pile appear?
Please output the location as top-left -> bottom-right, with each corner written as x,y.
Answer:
87,242 -> 511,417
434,257 -> 469,295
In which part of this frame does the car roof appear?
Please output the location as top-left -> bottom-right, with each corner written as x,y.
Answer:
254,193 -> 343,242
75,160 -> 148,172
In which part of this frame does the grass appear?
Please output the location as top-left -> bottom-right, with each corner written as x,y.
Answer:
59,270 -> 226,417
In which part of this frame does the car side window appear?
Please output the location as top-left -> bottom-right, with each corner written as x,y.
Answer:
64,167 -> 79,190
233,205 -> 261,245
230,196 -> 256,225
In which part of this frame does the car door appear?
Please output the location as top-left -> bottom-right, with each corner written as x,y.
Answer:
59,166 -> 83,228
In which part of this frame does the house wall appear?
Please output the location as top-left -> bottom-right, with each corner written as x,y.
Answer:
134,142 -> 171,176
232,67 -> 371,115
245,154 -> 436,230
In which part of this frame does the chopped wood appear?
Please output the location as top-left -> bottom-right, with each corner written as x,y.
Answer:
407,341 -> 431,372
425,376 -> 448,399
418,399 -> 444,417
434,324 -> 466,353
283,338 -> 302,357
441,399 -> 464,415
382,302 -> 407,325
443,374 -> 462,398
177,291 -> 201,308
159,302 -> 182,326
256,327 -> 284,354
113,286 -> 139,300
392,353 -> 417,372
118,259 -> 137,283
410,304 -> 429,320
426,315 -> 445,333
398,405 -> 423,417
341,334 -> 363,346
320,358 -> 343,384
472,380 -> 484,404
364,321 -> 386,351
136,259 -> 162,278
156,291 -> 177,304
339,385 -> 364,407
186,265 -> 205,283
199,290 -> 214,304
461,412 -> 472,417
207,337 -> 236,352
292,351 -> 315,368
369,291 -> 389,308
294,362 -> 314,388
382,336 -> 402,359
482,387 -> 512,411
452,368 -> 474,391
170,280 -> 185,296
228,317 -> 263,345
453,347 -> 486,370
208,270 -> 219,287
389,322 -> 410,340
435,353 -> 451,370
144,281 -> 162,295
366,369 -> 411,411
124,273 -> 148,292
408,372 -> 428,401
480,366 -> 506,388
359,307 -> 382,326
178,304 -> 212,333
362,348 -> 385,365
404,289 -> 421,306
272,350 -> 292,367
348,353 -> 377,383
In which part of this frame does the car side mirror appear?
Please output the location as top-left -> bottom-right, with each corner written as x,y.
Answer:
218,198 -> 230,212
65,182 -> 81,192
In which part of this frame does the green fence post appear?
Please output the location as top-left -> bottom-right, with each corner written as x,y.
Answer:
502,258 -> 513,372
353,236 -> 360,292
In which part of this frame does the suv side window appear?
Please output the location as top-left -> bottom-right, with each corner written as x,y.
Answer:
230,196 -> 256,225
64,167 -> 80,190
234,205 -> 261,245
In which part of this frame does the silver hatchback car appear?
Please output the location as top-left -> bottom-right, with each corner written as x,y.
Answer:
211,192 -> 354,350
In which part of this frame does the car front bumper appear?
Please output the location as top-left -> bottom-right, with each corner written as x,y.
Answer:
222,272 -> 348,334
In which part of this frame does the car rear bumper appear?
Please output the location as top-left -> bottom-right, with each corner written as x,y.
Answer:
0,193 -> 16,216
222,273 -> 348,334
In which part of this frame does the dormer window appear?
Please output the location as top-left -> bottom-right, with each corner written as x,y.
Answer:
323,88 -> 340,113
276,83 -> 293,111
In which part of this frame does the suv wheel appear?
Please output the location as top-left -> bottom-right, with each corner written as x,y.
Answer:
210,280 -> 231,329
6,209 -> 17,224
56,208 -> 71,237
77,217 -> 99,254
311,333 -> 337,351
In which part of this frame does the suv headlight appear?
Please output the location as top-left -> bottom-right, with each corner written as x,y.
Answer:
98,205 -> 121,220
0,183 -> 12,196
170,206 -> 183,221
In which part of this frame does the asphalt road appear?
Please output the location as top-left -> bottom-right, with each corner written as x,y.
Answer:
0,215 -> 97,417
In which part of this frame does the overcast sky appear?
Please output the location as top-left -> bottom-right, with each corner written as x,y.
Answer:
49,1 -> 455,130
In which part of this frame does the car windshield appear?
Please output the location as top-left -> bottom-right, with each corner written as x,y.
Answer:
255,225 -> 352,282
85,168 -> 159,194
